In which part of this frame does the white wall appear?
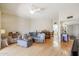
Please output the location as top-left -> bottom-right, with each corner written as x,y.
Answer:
17,17 -> 30,34
67,24 -> 79,39
1,13 -> 30,34
1,12 -> 54,34
30,16 -> 53,32
67,25 -> 73,35
72,24 -> 79,38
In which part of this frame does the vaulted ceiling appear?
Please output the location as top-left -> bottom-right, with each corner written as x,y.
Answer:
0,3 -> 79,23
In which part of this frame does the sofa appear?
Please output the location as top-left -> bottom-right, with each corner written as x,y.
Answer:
29,32 -> 45,43
8,32 -> 20,44
1,32 -> 20,48
29,32 -> 38,42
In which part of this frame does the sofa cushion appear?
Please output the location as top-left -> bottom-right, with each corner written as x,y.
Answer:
29,32 -> 37,37
17,39 -> 32,47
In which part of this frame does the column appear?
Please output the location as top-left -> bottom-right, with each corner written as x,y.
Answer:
53,16 -> 61,48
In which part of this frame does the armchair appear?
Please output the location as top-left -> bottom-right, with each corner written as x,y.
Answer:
17,34 -> 33,48
34,33 -> 45,43
1,34 -> 8,48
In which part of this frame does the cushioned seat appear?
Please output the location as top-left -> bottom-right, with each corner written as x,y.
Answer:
17,39 -> 32,47
17,34 -> 33,47
1,38 -> 8,48
1,34 -> 8,48
34,33 -> 45,43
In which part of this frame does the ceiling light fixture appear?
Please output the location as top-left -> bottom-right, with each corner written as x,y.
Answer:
30,10 -> 35,14
30,8 -> 41,14
30,5 -> 45,14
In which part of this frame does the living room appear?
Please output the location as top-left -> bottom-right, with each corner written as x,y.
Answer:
0,3 -> 79,56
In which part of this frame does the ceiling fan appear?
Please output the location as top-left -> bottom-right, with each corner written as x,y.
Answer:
30,5 -> 45,14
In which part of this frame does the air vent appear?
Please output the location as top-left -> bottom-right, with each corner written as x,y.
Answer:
67,16 -> 73,19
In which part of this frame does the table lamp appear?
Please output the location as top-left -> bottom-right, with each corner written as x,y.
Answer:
0,29 -> 6,39
0,29 -> 6,34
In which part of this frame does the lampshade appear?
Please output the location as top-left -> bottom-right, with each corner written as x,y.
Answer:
0,29 -> 6,34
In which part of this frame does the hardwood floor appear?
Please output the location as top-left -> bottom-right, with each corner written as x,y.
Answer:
0,38 -> 73,56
